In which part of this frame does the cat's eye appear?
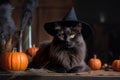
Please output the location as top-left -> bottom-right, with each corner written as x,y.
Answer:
58,34 -> 64,40
70,34 -> 75,38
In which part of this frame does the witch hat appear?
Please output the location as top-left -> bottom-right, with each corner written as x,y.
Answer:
44,7 -> 94,41
62,7 -> 78,21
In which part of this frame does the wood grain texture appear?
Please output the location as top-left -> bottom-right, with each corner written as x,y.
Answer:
0,70 -> 120,80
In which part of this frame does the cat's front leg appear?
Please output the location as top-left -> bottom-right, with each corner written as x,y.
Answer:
68,65 -> 91,73
45,63 -> 68,73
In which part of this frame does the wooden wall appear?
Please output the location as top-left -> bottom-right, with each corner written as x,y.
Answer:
2,0 -> 118,63
10,0 -> 76,47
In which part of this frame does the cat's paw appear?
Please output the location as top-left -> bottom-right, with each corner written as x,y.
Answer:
68,66 -> 83,73
68,66 -> 91,73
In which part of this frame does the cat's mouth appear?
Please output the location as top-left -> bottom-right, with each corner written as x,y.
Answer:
65,42 -> 73,48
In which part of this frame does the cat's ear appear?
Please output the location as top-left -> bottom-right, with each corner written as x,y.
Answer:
44,22 -> 55,36
54,23 -> 61,30
73,23 -> 82,33
44,22 -> 61,36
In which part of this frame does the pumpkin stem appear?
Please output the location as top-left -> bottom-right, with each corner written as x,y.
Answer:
12,48 -> 17,52
93,54 -> 97,59
32,44 -> 36,48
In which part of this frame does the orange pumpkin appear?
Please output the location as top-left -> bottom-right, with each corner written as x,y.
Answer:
26,44 -> 39,57
89,54 -> 102,70
112,58 -> 120,71
0,48 -> 28,71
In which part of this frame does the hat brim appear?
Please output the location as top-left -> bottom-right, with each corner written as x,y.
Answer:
44,20 -> 94,41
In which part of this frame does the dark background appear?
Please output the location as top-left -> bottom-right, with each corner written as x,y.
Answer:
76,0 -> 120,24
9,0 -> 120,64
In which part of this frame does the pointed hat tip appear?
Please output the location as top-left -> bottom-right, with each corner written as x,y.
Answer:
62,6 -> 78,21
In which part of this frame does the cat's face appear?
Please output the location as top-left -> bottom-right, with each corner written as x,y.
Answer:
52,23 -> 83,48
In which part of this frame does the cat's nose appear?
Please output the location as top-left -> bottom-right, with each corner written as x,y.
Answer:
65,37 -> 70,42
66,41 -> 71,46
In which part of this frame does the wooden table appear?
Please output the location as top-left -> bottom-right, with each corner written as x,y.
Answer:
0,69 -> 120,80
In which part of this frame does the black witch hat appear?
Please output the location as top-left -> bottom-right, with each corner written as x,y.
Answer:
44,7 -> 94,40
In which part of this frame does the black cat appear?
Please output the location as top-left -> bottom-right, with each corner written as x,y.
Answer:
28,22 -> 90,73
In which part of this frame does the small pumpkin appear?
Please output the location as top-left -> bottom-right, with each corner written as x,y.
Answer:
26,44 -> 39,57
112,57 -> 120,71
0,48 -> 28,71
89,54 -> 102,70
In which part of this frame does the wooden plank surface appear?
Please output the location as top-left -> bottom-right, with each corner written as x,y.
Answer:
0,69 -> 120,80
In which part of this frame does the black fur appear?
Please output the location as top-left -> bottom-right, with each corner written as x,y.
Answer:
28,23 -> 90,73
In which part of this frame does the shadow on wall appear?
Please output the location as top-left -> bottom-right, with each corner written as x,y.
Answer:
90,24 -> 120,65
75,0 -> 120,64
